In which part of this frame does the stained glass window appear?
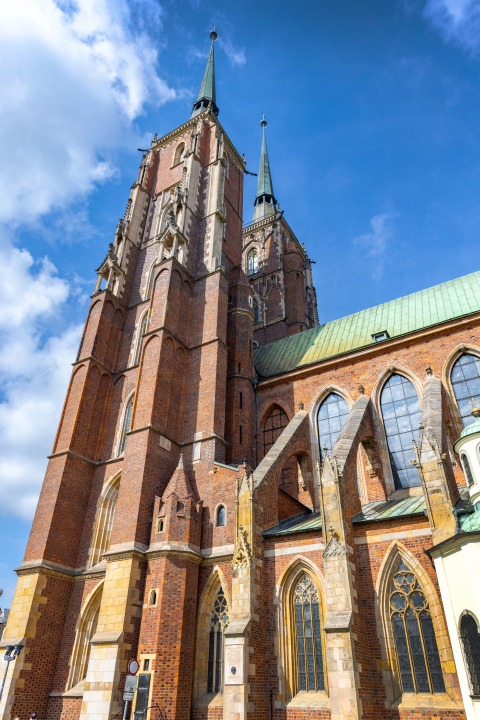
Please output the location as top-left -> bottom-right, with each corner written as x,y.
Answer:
390,562 -> 445,694
294,574 -> 324,692
207,588 -> 229,694
119,395 -> 134,456
264,406 -> 289,456
451,354 -> 480,428
317,393 -> 350,460
460,613 -> 480,696
380,375 -> 421,489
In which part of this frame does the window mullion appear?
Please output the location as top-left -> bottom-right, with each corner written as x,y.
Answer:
302,603 -> 308,691
403,612 -> 418,694
417,612 -> 434,693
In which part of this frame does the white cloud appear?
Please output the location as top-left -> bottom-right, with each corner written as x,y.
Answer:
353,213 -> 399,279
0,237 -> 83,519
0,0 -> 182,520
0,0 -> 177,223
421,0 -> 480,53
218,37 -> 246,67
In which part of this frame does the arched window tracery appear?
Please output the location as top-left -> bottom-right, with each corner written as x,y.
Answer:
390,562 -> 445,694
254,301 -> 259,324
293,574 -> 325,692
207,588 -> 229,694
317,393 -> 350,460
264,405 -> 289,456
88,473 -> 120,568
460,613 -> 480,696
451,353 -> 480,428
118,394 -> 134,456
380,374 -> 421,489
247,249 -> 258,275
67,585 -> 102,690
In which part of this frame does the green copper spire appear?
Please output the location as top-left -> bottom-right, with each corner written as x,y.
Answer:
253,116 -> 277,222
191,29 -> 219,118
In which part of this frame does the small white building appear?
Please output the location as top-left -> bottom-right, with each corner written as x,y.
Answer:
429,409 -> 480,720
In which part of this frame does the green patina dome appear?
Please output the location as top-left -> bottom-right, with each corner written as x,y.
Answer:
453,411 -> 480,453
461,505 -> 480,532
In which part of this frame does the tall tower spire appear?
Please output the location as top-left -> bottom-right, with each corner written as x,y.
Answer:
191,29 -> 219,118
253,115 -> 277,222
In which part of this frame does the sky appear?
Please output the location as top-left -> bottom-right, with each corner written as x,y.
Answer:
1,0 -> 480,605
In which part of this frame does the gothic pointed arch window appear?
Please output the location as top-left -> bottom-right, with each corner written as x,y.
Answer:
207,587 -> 229,694
451,353 -> 480,428
264,405 -> 289,456
118,394 -> 134,456
317,393 -> 350,460
174,142 -> 185,165
293,574 -> 325,692
380,374 -> 421,489
390,562 -> 445,694
254,301 -> 259,324
88,473 -> 121,568
459,612 -> 480,696
135,312 -> 150,365
247,248 -> 258,275
67,584 -> 102,690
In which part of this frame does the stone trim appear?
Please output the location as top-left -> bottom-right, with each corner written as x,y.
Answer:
264,542 -> 324,558
354,527 -> 432,545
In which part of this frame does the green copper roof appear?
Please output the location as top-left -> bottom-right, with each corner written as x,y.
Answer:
352,496 -> 427,523
191,32 -> 218,118
454,416 -> 480,451
461,506 -> 480,532
254,270 -> 480,378
253,119 -> 276,222
352,490 -> 474,524
263,511 -> 321,537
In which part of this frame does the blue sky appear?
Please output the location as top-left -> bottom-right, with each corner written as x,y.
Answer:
1,0 -> 480,605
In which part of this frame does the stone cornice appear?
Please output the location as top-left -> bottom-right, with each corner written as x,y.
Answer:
47,449 -> 96,465
147,541 -> 203,564
427,529 -> 480,558
15,559 -> 107,582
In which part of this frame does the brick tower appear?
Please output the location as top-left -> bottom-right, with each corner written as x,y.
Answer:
242,117 -> 319,346
0,30 -> 255,720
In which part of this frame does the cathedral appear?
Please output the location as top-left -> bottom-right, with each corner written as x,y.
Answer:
3,29 -> 480,720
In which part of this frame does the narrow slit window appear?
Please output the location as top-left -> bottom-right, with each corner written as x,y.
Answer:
217,506 -> 226,526
119,395 -> 134,456
239,392 -> 243,409
461,454 -> 475,487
